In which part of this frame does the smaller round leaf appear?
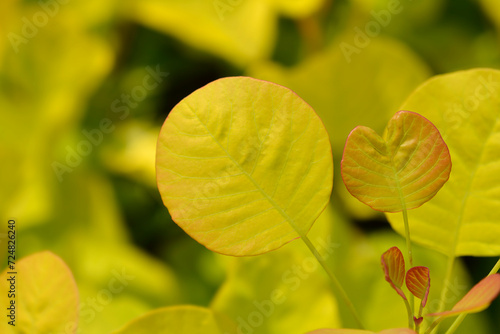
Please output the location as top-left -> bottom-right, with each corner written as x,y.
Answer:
406,266 -> 430,307
381,246 -> 407,300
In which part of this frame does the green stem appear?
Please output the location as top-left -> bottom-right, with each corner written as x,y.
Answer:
443,257 -> 500,334
401,209 -> 415,320
444,314 -> 465,334
488,258 -> 500,275
425,318 -> 442,334
403,296 -> 414,330
415,302 -> 424,333
301,234 -> 365,329
402,208 -> 413,267
393,168 -> 415,319
392,165 -> 413,269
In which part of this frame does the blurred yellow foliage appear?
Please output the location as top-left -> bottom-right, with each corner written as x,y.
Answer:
1,0 -> 499,333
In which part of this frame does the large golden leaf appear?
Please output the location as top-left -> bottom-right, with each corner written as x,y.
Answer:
156,77 -> 333,256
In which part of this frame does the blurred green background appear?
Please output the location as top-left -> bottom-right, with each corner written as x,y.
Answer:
1,0 -> 500,333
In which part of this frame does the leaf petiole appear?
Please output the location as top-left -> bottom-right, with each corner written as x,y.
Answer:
424,318 -> 442,334
415,302 -> 424,333
400,205 -> 415,320
300,234 -> 365,329
489,258 -> 500,276
401,208 -> 413,268
402,296 -> 414,330
392,162 -> 415,320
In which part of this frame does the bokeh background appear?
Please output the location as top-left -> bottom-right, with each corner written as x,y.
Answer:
1,0 -> 500,333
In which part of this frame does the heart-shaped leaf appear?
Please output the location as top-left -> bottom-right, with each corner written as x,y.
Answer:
341,110 -> 451,212
112,305 -> 236,334
156,77 -> 333,256
306,328 -> 417,334
381,247 -> 407,300
248,37 -> 430,220
406,266 -> 430,307
385,69 -> 500,256
427,274 -> 500,318
0,251 -> 79,333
